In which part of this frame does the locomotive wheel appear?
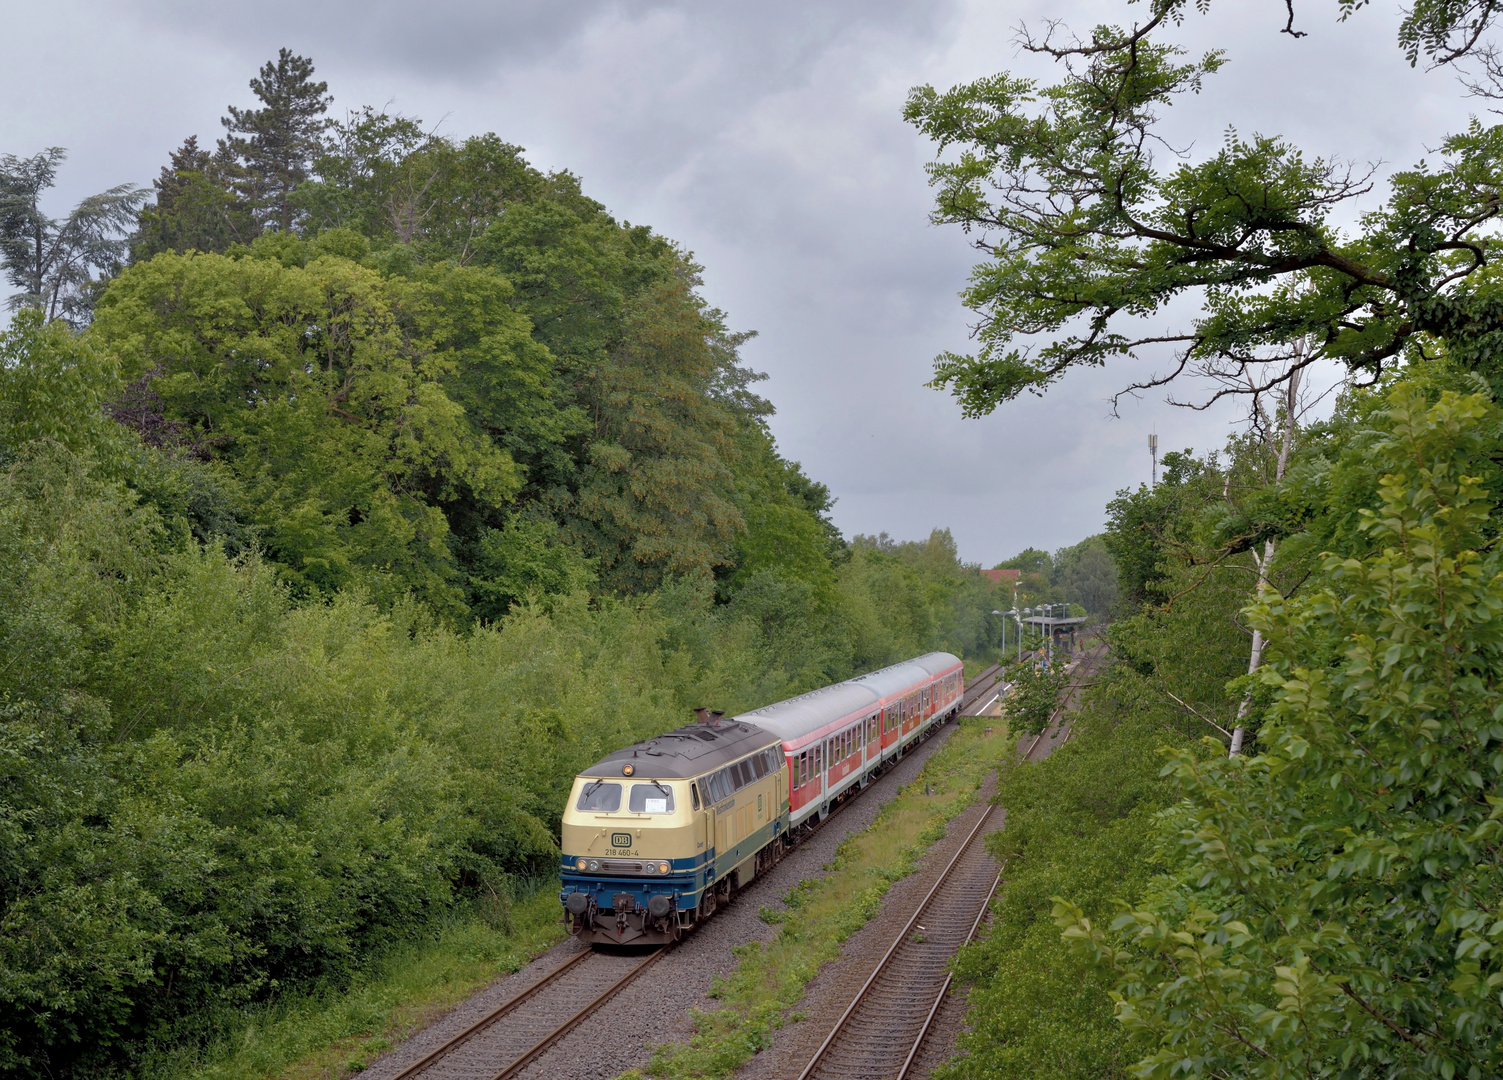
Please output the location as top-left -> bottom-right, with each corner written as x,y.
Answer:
698,889 -> 716,919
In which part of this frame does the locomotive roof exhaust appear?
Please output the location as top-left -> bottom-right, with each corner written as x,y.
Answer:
693,707 -> 726,727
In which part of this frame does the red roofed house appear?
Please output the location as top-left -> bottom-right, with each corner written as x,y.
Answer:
982,569 -> 1021,585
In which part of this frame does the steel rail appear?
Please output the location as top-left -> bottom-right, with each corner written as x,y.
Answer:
795,802 -> 998,1080
895,872 -> 1001,1080
386,948 -> 593,1080
488,944 -> 674,1080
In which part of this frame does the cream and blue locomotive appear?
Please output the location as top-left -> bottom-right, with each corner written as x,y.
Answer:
560,710 -> 787,944
559,652 -> 964,945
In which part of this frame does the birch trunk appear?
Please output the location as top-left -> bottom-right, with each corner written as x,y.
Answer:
1229,369 -> 1301,756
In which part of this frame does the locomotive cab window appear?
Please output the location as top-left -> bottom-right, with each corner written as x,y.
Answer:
577,781 -> 622,812
691,783 -> 701,811
628,783 -> 676,814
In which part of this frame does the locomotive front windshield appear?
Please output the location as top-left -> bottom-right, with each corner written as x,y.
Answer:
576,781 -> 622,812
628,783 -> 675,814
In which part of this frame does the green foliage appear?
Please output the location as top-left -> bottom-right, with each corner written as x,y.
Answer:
844,529 -> 1013,669
904,2 -> 1503,413
133,136 -> 251,261
0,309 -> 125,460
1103,452 -> 1213,614
1052,535 -> 1119,614
92,246 -> 522,614
1057,385 -> 1503,1078
1005,660 -> 1068,737
941,684 -> 1187,1080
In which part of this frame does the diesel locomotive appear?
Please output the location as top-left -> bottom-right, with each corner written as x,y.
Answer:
559,651 -> 964,944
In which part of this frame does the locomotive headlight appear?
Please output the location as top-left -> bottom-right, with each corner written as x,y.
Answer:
587,859 -> 600,872
658,862 -> 670,874
575,858 -> 588,871
643,862 -> 655,874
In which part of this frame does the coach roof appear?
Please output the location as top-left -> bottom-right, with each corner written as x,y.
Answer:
734,651 -> 962,745
578,720 -> 779,780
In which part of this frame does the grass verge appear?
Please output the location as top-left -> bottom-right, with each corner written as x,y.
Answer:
139,885 -> 567,1080
629,716 -> 1011,1080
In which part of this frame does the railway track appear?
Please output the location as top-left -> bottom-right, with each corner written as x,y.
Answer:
794,637 -> 1108,1080
795,804 -> 1001,1080
386,945 -> 669,1080
384,667 -> 1006,1080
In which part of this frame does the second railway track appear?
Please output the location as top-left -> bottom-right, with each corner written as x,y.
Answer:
795,804 -> 1001,1080
796,638 -> 1108,1080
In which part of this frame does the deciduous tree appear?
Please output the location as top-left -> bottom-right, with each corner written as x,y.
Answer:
904,0 -> 1503,414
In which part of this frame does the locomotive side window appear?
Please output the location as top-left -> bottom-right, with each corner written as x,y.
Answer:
629,783 -> 676,813
577,781 -> 622,812
691,783 -> 701,810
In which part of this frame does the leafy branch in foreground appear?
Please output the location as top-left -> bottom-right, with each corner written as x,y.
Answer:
905,1 -> 1503,415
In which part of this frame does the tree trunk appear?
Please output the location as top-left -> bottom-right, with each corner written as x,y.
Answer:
1229,367 -> 1302,756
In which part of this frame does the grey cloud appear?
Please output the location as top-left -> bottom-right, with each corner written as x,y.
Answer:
118,0 -> 952,85
5,0 -> 1488,563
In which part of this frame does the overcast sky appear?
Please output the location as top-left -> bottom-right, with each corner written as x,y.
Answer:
0,0 -> 1481,566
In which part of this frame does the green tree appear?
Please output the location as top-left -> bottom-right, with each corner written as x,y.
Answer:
219,48 -> 333,233
0,309 -> 123,459
132,135 -> 251,259
904,1 -> 1503,415
304,112 -> 546,259
1052,535 -> 1118,614
1058,384 -> 1503,1078
91,242 -> 521,614
0,148 -> 147,324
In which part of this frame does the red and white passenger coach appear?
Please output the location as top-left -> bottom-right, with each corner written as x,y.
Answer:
734,651 -> 964,829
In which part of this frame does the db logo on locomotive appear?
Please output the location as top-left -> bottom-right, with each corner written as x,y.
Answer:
610,832 -> 633,848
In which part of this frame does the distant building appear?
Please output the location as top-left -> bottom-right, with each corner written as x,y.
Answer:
982,568 -> 1021,585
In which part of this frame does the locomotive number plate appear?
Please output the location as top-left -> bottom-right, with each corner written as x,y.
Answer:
611,832 -> 633,848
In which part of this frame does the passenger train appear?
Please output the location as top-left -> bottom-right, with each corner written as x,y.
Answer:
559,652 -> 964,944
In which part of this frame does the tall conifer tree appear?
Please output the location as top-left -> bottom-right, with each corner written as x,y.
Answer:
219,48 -> 332,233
